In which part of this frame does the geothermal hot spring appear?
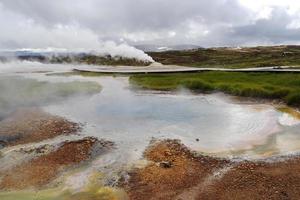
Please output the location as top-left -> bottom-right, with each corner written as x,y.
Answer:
1,62 -> 300,197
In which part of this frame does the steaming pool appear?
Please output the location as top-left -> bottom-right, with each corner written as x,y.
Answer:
44,76 -> 300,158
1,63 -> 300,196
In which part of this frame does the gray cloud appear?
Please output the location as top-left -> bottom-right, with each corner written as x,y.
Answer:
0,0 -> 299,49
232,7 -> 300,45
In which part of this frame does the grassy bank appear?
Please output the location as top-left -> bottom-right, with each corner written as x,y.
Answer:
130,72 -> 300,107
148,45 -> 300,68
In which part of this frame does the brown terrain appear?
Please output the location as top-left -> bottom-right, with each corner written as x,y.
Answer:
0,137 -> 114,190
0,107 -> 115,191
0,108 -> 80,148
124,140 -> 300,200
1,107 -> 299,199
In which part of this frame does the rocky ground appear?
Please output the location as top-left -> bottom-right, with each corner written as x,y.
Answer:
123,140 -> 300,200
0,137 -> 114,190
1,107 -> 299,199
0,107 -> 115,191
0,108 -> 80,148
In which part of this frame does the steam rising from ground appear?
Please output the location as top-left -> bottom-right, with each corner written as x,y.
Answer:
0,75 -> 102,119
0,20 -> 154,62
14,40 -> 154,62
0,3 -> 155,62
0,61 -> 74,73
92,41 -> 154,62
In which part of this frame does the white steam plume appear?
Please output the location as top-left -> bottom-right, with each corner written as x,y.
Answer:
0,8 -> 154,62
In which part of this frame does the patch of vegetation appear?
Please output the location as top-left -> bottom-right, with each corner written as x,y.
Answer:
130,72 -> 300,107
148,45 -> 300,68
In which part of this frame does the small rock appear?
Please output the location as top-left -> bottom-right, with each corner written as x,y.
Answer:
0,140 -> 7,149
159,161 -> 172,168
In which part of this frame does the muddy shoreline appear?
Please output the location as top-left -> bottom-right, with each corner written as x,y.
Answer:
0,137 -> 114,190
1,136 -> 300,199
123,140 -> 300,200
0,108 -> 80,148
0,110 -> 300,199
0,108 -> 113,191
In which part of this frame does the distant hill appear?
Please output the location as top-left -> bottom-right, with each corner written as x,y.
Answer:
3,45 -> 300,68
148,45 -> 300,68
135,44 -> 202,52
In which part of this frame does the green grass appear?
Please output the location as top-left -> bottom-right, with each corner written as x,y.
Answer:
148,45 -> 300,68
130,72 -> 300,107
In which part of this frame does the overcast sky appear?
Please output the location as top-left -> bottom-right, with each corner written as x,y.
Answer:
1,0 -> 300,50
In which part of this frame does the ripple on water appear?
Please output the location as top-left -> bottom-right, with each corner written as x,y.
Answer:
40,76 -> 300,160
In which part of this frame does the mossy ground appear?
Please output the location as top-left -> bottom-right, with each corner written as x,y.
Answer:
130,72 -> 300,107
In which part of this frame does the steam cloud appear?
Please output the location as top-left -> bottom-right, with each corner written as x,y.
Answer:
0,5 -> 154,62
